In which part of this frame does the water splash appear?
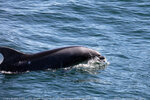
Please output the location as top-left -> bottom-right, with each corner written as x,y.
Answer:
72,57 -> 109,73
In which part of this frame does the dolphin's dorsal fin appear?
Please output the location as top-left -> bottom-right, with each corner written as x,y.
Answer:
0,47 -> 25,65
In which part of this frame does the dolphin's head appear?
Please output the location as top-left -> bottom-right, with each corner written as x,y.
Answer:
84,47 -> 106,62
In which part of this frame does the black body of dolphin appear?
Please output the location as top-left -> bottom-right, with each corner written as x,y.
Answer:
0,46 -> 105,72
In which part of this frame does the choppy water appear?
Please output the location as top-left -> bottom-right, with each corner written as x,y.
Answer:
0,0 -> 150,99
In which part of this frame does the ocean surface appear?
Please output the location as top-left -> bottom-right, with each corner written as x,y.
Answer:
0,0 -> 150,99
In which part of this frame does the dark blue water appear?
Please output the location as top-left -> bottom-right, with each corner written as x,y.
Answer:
0,0 -> 150,99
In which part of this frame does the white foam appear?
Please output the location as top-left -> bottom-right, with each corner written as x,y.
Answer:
0,70 -> 30,74
0,53 -> 4,64
73,57 -> 109,71
0,71 -> 16,74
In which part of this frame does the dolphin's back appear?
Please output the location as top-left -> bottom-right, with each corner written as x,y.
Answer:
25,46 -> 100,70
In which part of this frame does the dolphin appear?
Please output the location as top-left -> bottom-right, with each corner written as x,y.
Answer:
0,46 -> 105,72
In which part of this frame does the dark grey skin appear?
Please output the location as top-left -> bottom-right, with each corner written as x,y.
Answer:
0,46 -> 105,72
